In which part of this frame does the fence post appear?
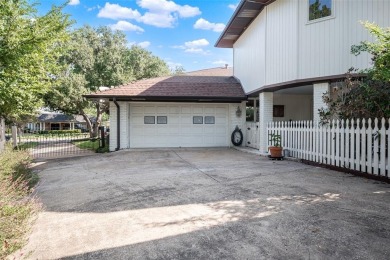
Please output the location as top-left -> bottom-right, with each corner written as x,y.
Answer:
99,126 -> 105,148
11,125 -> 18,148
0,118 -> 5,152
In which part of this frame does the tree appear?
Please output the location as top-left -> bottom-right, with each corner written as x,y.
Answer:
0,0 -> 71,120
125,45 -> 170,80
319,23 -> 390,122
351,22 -> 390,82
172,65 -> 186,75
46,26 -> 170,137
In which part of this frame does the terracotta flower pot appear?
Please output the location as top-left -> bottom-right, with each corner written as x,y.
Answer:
269,146 -> 283,158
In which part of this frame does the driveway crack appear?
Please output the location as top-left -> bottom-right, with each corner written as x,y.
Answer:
172,150 -> 221,184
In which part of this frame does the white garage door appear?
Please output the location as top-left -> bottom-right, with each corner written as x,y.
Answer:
129,103 -> 229,148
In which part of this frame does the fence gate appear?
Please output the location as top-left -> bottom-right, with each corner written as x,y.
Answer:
245,122 -> 259,149
17,130 -> 104,159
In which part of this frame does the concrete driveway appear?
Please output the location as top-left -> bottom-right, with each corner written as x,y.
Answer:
19,148 -> 390,259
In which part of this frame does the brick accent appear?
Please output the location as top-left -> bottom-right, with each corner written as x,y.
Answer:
313,83 -> 329,122
259,92 -> 273,153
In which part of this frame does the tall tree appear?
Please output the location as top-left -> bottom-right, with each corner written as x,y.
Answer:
46,26 -> 170,137
125,45 -> 170,80
0,0 -> 71,120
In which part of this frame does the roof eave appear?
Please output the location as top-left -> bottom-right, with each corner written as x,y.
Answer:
215,0 -> 275,48
83,95 -> 247,103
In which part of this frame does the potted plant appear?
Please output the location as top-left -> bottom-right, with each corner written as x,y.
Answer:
268,133 -> 283,158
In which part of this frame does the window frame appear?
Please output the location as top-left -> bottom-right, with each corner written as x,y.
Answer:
157,116 -> 168,124
204,116 -> 215,124
307,0 -> 335,24
193,116 -> 203,124
144,116 -> 155,124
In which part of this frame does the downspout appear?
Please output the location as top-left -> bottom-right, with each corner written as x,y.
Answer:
113,98 -> 120,151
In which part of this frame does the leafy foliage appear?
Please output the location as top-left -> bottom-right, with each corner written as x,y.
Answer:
320,23 -> 390,122
0,0 -> 72,120
351,22 -> 390,82
45,26 -> 170,137
319,71 -> 390,122
125,45 -> 170,80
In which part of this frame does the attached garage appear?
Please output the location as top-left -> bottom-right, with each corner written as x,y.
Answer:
129,103 -> 229,148
84,67 -> 247,151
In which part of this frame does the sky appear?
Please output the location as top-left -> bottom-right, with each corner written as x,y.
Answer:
35,0 -> 240,72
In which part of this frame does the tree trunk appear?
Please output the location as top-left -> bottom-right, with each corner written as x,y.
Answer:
80,110 -> 94,138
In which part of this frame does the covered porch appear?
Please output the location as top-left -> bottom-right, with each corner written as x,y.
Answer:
245,83 -> 329,152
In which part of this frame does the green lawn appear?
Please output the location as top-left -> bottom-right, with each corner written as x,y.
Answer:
18,141 -> 39,150
72,139 -> 100,150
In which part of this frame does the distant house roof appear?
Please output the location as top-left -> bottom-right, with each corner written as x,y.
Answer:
215,0 -> 272,48
84,67 -> 246,102
37,113 -> 89,123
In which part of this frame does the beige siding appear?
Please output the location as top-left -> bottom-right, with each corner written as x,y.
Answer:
234,0 -> 390,93
265,0 -> 299,85
298,0 -> 390,79
273,94 -> 312,121
233,10 -> 266,93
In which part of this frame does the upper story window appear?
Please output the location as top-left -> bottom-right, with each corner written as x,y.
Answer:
309,0 -> 332,21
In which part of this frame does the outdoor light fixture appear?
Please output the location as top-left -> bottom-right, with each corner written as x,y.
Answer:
236,106 -> 242,117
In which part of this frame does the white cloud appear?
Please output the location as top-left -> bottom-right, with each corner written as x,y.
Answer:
109,21 -> 144,32
228,3 -> 238,10
128,41 -> 151,48
98,3 -> 141,20
97,1 -> 200,29
212,60 -> 228,65
139,12 -> 176,28
87,5 -> 101,12
138,41 -> 151,48
137,0 -> 200,18
172,39 -> 210,55
184,48 -> 206,54
193,18 -> 225,33
69,0 -> 80,6
172,45 -> 186,50
184,38 -> 209,48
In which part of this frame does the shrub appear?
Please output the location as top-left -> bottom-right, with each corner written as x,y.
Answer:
0,145 -> 39,258
38,129 -> 81,135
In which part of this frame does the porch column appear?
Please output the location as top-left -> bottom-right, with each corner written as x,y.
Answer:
42,122 -> 45,131
313,82 -> 329,122
259,92 -> 273,153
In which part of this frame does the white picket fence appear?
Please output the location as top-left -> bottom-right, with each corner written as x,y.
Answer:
267,118 -> 389,178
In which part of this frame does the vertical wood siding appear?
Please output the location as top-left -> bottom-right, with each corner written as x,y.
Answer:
233,0 -> 390,93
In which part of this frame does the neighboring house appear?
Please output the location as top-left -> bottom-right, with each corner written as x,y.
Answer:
215,0 -> 390,152
85,67 -> 247,151
26,112 -> 90,132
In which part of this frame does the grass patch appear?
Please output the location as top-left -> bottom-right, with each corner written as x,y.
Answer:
17,142 -> 39,150
72,139 -> 100,150
0,145 -> 39,259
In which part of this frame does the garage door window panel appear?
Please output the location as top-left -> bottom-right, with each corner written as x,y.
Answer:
205,116 -> 215,124
144,116 -> 155,124
157,116 -> 167,124
193,116 -> 203,124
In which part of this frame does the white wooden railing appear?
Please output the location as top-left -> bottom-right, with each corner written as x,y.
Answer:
267,118 -> 389,178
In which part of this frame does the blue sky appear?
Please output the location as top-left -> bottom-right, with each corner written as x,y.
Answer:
36,0 -> 239,72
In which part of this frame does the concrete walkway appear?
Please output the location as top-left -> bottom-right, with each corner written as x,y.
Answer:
16,148 -> 390,259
